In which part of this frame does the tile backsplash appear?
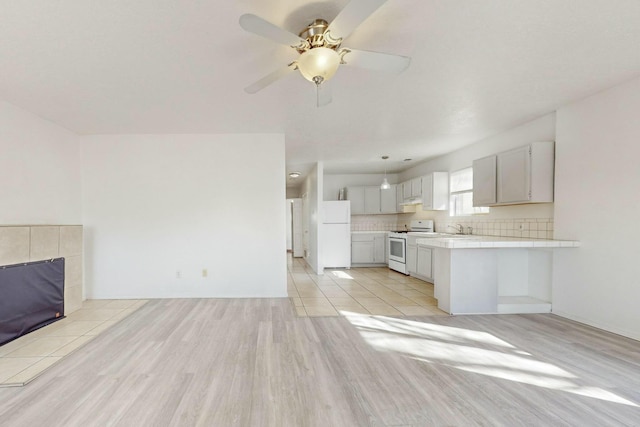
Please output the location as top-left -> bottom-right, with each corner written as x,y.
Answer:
432,218 -> 553,239
351,215 -> 400,231
351,215 -> 554,238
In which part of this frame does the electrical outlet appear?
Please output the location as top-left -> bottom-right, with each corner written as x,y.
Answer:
202,269 -> 208,278
176,270 -> 182,279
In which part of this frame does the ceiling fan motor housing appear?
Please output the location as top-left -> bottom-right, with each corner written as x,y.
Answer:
297,19 -> 341,53
295,19 -> 345,84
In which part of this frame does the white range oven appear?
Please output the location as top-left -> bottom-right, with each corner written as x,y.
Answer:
388,220 -> 434,275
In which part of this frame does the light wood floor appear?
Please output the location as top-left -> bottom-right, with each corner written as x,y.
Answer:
0,299 -> 147,387
0,298 -> 639,426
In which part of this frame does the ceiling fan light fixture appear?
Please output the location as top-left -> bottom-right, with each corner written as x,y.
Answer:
240,3 -> 412,103
297,47 -> 340,83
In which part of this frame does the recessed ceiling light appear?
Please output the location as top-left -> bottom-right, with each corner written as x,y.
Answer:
288,172 -> 301,178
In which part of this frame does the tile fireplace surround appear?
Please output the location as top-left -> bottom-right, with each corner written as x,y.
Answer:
0,225 -> 83,315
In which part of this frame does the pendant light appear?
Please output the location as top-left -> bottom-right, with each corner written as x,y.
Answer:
380,156 -> 391,190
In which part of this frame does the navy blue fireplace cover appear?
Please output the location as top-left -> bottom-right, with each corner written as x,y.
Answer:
0,258 -> 65,346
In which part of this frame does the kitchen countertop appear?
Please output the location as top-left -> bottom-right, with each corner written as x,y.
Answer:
351,231 -> 390,234
416,235 -> 580,249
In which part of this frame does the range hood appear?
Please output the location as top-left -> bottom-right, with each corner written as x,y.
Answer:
400,197 -> 422,206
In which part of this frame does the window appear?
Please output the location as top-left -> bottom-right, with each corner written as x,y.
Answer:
449,168 -> 490,216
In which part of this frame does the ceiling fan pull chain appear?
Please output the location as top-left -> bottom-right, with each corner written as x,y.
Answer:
313,76 -> 324,107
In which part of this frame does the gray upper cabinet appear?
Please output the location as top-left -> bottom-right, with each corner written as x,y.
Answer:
402,181 -> 412,200
364,186 -> 381,214
411,177 -> 422,198
497,146 -> 531,203
473,141 -> 554,206
348,185 -> 402,214
421,172 -> 449,210
473,155 -> 497,206
346,186 -> 365,214
380,184 -> 397,213
396,185 -> 404,212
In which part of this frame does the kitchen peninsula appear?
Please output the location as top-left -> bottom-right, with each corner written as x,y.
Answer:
416,236 -> 580,315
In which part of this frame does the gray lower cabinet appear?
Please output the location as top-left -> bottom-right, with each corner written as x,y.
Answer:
351,240 -> 374,264
351,233 -> 386,265
407,243 -> 417,274
373,235 -> 385,263
407,236 -> 434,282
416,246 -> 433,280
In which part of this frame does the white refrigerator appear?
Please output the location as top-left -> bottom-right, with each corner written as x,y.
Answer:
322,201 -> 351,268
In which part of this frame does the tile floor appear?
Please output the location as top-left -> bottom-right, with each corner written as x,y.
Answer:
287,254 -> 448,317
0,299 -> 147,387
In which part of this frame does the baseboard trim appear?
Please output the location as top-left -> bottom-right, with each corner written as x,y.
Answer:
552,309 -> 640,342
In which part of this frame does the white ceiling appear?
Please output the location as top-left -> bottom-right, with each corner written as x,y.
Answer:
1,0 -> 640,187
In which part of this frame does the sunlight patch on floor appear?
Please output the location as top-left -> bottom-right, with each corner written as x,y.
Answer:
345,312 -> 517,349
331,271 -> 354,280
341,311 -> 639,408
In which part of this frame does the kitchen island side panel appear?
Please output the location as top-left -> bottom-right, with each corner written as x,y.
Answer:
449,249 -> 498,314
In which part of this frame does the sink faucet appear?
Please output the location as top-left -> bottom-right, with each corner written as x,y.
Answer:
448,224 -> 464,234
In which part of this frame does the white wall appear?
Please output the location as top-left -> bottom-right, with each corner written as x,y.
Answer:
81,134 -> 286,299
286,187 -> 301,199
553,76 -> 640,340
0,100 -> 81,224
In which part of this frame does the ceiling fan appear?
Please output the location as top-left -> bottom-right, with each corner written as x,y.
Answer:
239,0 -> 411,106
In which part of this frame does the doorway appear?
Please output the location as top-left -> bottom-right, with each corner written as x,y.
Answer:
286,198 -> 303,257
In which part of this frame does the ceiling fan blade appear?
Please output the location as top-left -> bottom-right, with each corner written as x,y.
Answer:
316,82 -> 333,107
239,14 -> 306,48
327,0 -> 387,41
341,48 -> 411,73
244,64 -> 297,94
